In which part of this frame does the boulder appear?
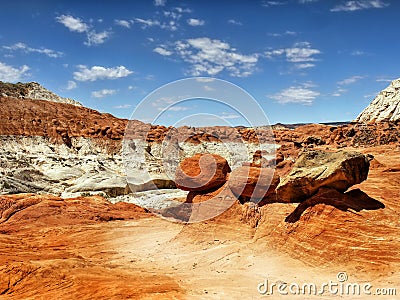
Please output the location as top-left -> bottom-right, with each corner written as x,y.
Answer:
276,150 -> 370,202
228,166 -> 279,201
175,153 -> 231,191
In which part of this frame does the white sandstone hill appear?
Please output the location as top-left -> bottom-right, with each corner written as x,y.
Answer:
355,78 -> 400,122
0,81 -> 82,106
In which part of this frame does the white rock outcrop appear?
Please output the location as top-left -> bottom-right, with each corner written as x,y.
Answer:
355,78 -> 400,123
0,81 -> 82,106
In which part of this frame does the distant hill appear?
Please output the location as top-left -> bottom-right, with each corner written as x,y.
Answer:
0,81 -> 82,106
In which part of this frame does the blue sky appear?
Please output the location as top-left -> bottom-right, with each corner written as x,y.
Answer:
0,0 -> 399,126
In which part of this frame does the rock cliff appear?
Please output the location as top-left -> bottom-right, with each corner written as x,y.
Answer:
355,78 -> 400,122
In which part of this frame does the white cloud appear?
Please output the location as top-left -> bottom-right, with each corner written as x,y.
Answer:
187,18 -> 205,26
221,112 -> 240,119
3,42 -> 63,58
115,19 -> 131,28
114,104 -> 132,109
73,65 -> 133,81
56,14 -> 110,46
351,50 -> 365,56
154,0 -> 166,6
85,30 -> 111,46
270,83 -> 320,105
133,7 -> 191,31
56,15 -> 88,32
295,63 -> 315,69
153,47 -> 173,56
155,37 -> 259,77
151,96 -> 190,111
133,17 -> 177,31
262,1 -> 287,7
337,75 -> 364,85
134,18 -> 160,27
268,30 -> 297,37
195,78 -> 216,83
175,7 -> 192,13
164,105 -> 191,111
265,42 -> 321,69
331,0 -> 389,12
376,78 -> 393,83
0,62 -> 29,82
204,85 -> 215,91
91,89 -> 117,98
331,88 -> 347,97
299,0 -> 319,3
66,80 -> 77,90
228,19 -> 242,25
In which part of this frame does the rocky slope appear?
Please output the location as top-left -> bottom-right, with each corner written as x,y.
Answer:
355,78 -> 400,122
0,81 -> 82,106
1,90 -> 399,200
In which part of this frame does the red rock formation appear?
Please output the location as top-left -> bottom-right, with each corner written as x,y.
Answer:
175,153 -> 231,191
0,193 -> 149,233
228,166 -> 279,201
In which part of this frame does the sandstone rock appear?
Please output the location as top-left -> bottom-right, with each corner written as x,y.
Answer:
355,78 -> 400,122
285,187 -> 385,223
0,193 -> 148,231
228,166 -> 279,201
175,154 -> 231,191
64,173 -> 130,197
185,183 -> 233,204
276,150 -> 370,202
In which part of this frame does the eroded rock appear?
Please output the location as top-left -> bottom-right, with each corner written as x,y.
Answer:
276,150 -> 370,202
175,153 -> 231,191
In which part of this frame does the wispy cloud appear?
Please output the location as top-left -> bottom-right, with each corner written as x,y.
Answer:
265,41 -> 321,69
154,37 -> 259,77
154,0 -> 166,6
0,61 -> 29,82
3,42 -> 63,58
227,19 -> 242,25
66,80 -> 77,90
133,17 -> 177,31
56,14 -> 111,46
114,104 -> 132,109
262,1 -> 287,7
351,50 -> 365,56
268,30 -> 297,37
220,112 -> 240,120
337,75 -> 364,85
91,89 -> 117,98
299,0 -> 320,3
270,83 -> 320,105
331,88 -> 347,97
114,19 -> 131,28
133,7 -> 192,31
187,18 -> 205,26
331,0 -> 389,12
376,77 -> 394,83
73,65 -> 133,81
153,46 -> 173,56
